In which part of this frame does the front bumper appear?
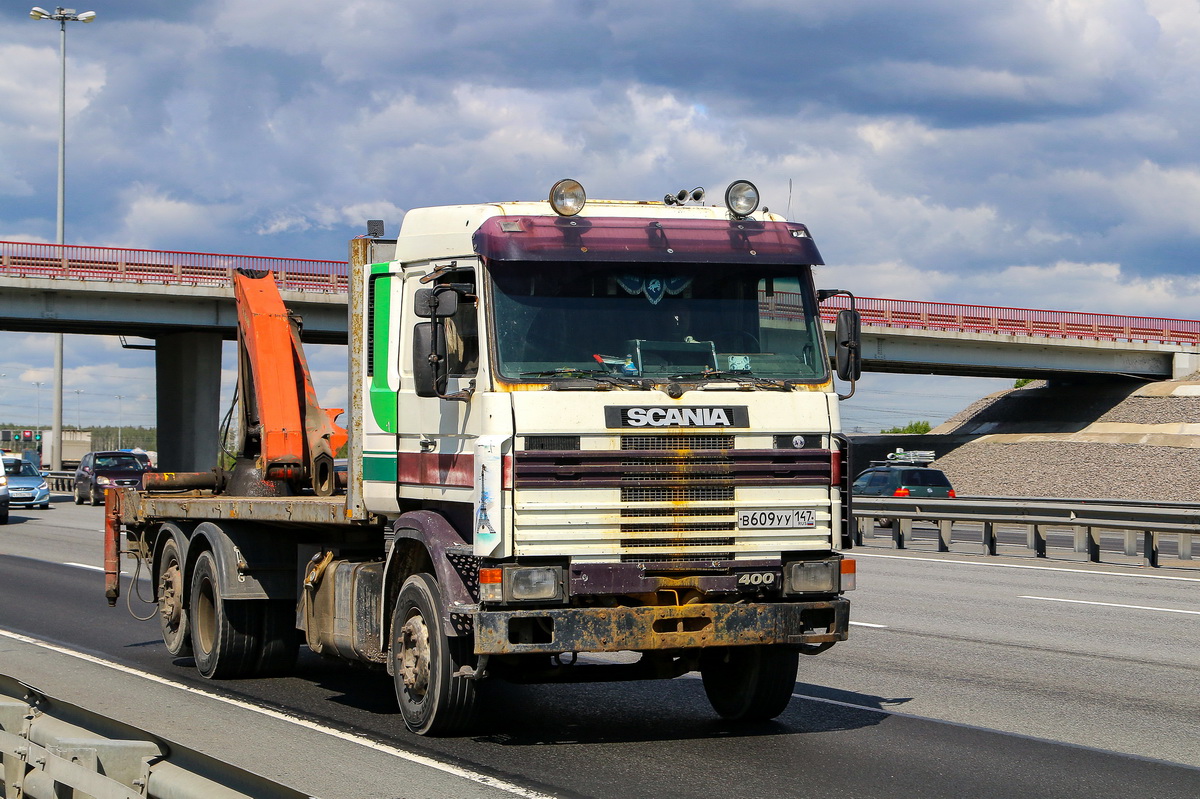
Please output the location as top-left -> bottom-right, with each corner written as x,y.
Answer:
8,488 -> 50,507
473,597 -> 849,655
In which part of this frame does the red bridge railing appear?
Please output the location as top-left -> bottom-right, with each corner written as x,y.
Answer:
3,241 -> 1196,346
764,292 -> 1200,347
0,240 -> 347,293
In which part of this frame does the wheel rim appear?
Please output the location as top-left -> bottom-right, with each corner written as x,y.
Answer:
194,574 -> 217,655
159,561 -> 184,635
399,610 -> 432,701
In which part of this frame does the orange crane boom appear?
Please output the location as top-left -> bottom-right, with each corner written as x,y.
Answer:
232,269 -> 348,496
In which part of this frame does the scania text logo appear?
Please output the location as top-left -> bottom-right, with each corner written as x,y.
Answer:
605,406 -> 749,428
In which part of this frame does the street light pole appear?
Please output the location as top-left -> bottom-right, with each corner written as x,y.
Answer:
114,394 -> 125,449
30,6 -> 95,472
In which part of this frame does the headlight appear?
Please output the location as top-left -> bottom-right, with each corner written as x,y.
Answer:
96,475 -> 111,485
784,559 -> 839,594
549,179 -> 586,216
37,481 -> 48,490
0,475 -> 6,487
725,179 -> 760,218
479,566 -> 563,602
508,567 -> 560,601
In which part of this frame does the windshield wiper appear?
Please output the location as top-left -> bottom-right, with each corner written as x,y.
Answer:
667,370 -> 791,390
520,368 -> 647,389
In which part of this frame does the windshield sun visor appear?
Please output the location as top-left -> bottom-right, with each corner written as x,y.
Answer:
473,216 -> 824,266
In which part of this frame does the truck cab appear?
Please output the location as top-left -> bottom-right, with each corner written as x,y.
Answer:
351,179 -> 858,732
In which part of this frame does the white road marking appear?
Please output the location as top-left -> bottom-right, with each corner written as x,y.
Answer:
1018,595 -> 1200,616
0,628 -> 557,799
851,551 -> 1200,582
849,621 -> 888,628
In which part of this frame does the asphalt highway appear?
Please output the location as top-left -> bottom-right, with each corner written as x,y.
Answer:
1,499 -> 1197,798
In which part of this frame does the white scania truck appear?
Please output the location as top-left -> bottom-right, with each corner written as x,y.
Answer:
107,179 -> 862,735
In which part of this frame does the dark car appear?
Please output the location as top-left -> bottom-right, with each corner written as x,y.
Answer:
0,467 -> 9,524
74,450 -> 153,506
852,450 -> 956,499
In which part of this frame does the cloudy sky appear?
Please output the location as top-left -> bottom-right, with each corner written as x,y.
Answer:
2,0 -> 1199,434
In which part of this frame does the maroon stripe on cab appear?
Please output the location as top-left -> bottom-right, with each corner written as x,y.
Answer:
397,452 -> 475,488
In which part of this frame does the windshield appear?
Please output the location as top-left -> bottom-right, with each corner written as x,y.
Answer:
4,460 -> 38,477
95,455 -> 148,471
488,261 -> 826,382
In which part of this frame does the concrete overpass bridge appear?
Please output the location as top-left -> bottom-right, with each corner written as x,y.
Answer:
3,240 -> 1198,469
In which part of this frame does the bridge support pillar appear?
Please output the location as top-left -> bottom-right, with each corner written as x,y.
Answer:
1172,352 -> 1200,379
155,332 -> 222,473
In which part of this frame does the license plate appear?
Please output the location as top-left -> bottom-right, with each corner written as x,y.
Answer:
737,509 -> 816,529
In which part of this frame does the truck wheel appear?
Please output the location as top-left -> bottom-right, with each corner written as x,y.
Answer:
157,537 -> 192,656
700,645 -> 799,721
189,549 -> 260,678
390,573 -> 477,735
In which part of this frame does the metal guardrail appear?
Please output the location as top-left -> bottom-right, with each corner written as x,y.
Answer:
44,472 -> 73,493
0,674 -> 312,799
5,240 -> 1196,346
852,496 -> 1197,568
762,290 -> 1200,346
0,241 -> 347,294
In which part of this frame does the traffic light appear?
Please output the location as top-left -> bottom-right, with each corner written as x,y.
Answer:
34,431 -> 42,441
21,430 -> 32,441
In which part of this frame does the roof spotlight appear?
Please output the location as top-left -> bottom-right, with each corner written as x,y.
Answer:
725,180 -> 760,218
549,179 -> 586,216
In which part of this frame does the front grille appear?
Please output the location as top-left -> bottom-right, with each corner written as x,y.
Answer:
622,485 -> 734,502
621,434 -> 734,450
513,448 -> 832,488
512,435 -> 833,563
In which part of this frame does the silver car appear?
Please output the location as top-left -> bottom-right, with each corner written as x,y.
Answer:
3,457 -> 51,509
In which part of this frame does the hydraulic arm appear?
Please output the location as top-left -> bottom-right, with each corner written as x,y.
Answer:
231,268 -> 348,495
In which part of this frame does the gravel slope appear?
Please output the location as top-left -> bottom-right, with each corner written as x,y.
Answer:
927,379 -> 1200,502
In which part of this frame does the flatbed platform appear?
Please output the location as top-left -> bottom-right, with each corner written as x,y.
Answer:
116,492 -> 374,526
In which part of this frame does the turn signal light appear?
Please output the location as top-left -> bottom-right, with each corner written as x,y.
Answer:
840,558 -> 856,591
479,568 -> 502,602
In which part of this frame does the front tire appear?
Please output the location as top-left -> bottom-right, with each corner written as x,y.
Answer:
700,645 -> 799,721
89,485 -> 103,506
157,536 -> 192,656
390,573 -> 477,735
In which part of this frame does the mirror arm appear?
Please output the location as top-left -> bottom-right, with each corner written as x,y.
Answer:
837,340 -> 859,401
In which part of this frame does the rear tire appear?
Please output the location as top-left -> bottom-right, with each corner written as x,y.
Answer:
390,573 -> 477,735
189,549 -> 260,678
700,645 -> 799,721
157,537 -> 192,656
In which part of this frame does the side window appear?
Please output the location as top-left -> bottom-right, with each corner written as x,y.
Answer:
866,471 -> 890,488
442,273 -> 478,378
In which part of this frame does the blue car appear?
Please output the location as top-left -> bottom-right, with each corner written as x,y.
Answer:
2,457 -> 51,509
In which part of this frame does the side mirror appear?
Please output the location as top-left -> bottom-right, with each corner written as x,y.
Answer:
412,322 -> 447,398
414,288 -> 459,319
835,308 -> 862,381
